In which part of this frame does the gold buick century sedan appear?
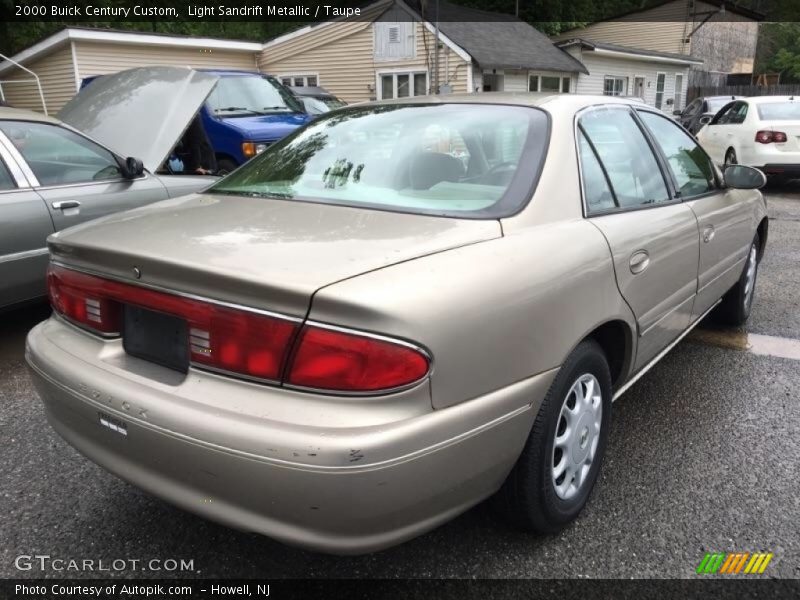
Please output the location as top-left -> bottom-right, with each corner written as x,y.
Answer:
26,94 -> 768,554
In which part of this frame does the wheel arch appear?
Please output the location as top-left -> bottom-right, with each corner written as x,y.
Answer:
756,216 -> 768,261
578,319 -> 635,391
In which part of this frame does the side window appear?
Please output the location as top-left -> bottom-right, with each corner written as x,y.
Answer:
578,130 -> 616,213
579,108 -> 670,209
0,158 -> 16,191
0,121 -> 121,187
711,102 -> 737,125
731,102 -> 748,124
638,110 -> 715,198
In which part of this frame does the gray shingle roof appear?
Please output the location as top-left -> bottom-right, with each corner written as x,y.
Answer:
557,38 -> 703,65
409,2 -> 588,74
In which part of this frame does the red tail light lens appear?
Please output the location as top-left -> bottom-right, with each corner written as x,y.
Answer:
47,265 -> 297,380
286,325 -> 430,392
755,130 -> 788,144
47,267 -> 122,334
47,265 -> 431,392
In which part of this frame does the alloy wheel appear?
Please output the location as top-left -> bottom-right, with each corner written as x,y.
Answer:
743,243 -> 758,311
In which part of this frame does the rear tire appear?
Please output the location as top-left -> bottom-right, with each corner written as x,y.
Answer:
494,339 -> 612,533
715,234 -> 760,326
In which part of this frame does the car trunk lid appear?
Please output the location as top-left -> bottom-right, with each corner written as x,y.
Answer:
759,120 -> 800,153
47,194 -> 502,318
57,67 -> 219,173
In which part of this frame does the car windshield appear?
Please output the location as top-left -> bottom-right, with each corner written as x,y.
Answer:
209,103 -> 548,218
302,96 -> 346,114
207,75 -> 303,116
757,101 -> 800,121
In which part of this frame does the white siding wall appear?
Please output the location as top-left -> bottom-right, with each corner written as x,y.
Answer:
575,52 -> 690,113
503,70 -> 527,92
0,46 -> 76,113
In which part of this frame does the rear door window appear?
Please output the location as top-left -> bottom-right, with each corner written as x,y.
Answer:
579,107 -> 670,210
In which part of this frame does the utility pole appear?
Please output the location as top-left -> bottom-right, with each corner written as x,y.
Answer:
434,0 -> 440,94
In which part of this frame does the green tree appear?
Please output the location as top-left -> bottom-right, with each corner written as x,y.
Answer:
756,22 -> 800,83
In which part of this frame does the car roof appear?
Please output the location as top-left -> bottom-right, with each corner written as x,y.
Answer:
359,92 -> 645,111
0,106 -> 62,125
744,95 -> 799,104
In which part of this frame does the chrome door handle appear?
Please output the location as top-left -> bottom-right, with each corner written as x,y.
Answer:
629,250 -> 650,274
702,225 -> 716,243
52,200 -> 81,210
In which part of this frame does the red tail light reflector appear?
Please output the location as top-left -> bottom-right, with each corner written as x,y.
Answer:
47,265 -> 431,393
47,265 -> 297,381
755,130 -> 787,144
286,325 -> 430,392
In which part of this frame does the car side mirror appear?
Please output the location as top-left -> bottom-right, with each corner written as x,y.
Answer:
120,156 -> 144,179
673,109 -> 682,116
699,115 -> 713,126
724,165 -> 766,190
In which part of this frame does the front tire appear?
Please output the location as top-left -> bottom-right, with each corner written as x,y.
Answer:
715,234 -> 760,326
494,339 -> 612,533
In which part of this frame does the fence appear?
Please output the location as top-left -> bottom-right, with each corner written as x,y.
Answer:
688,83 -> 800,101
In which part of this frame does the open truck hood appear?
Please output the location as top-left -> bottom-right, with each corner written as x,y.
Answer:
47,195 -> 502,318
57,67 -> 218,173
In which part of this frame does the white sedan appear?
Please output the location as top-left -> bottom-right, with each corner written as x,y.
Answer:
697,96 -> 800,181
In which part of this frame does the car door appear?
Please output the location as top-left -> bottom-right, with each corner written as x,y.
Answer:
680,98 -> 701,131
0,120 -> 168,232
700,101 -> 739,163
578,106 -> 700,372
0,136 -> 55,308
635,109 -> 757,320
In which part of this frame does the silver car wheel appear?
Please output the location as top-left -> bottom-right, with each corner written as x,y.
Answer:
552,373 -> 602,500
743,243 -> 758,310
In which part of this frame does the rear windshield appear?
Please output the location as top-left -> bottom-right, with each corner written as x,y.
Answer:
209,103 -> 549,218
757,101 -> 800,121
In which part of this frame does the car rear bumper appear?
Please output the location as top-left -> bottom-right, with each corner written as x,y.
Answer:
756,164 -> 800,178
26,318 -> 554,554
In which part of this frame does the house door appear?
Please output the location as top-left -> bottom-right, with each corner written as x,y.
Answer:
633,76 -> 645,100
482,73 -> 504,92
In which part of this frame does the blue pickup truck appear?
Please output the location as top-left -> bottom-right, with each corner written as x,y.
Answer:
82,69 -> 311,174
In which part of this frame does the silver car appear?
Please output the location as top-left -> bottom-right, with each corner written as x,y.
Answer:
26,94 -> 768,554
0,67 -> 219,310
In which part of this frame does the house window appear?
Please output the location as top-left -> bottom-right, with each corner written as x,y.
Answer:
379,71 -> 427,99
279,74 -> 318,87
655,73 -> 666,108
603,76 -> 627,96
674,74 -> 683,111
529,74 -> 571,93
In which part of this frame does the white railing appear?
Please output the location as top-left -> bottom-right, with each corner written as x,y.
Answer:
0,52 -> 48,115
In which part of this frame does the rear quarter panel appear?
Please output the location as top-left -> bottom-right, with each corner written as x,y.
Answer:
308,220 -> 635,409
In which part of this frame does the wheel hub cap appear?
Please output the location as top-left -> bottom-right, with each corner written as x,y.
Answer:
552,373 -> 603,500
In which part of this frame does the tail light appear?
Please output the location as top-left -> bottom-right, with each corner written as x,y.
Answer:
755,130 -> 788,144
286,325 -> 430,392
47,265 -> 297,381
47,265 -> 430,393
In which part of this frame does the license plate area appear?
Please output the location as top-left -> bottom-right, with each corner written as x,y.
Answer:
122,305 -> 189,373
